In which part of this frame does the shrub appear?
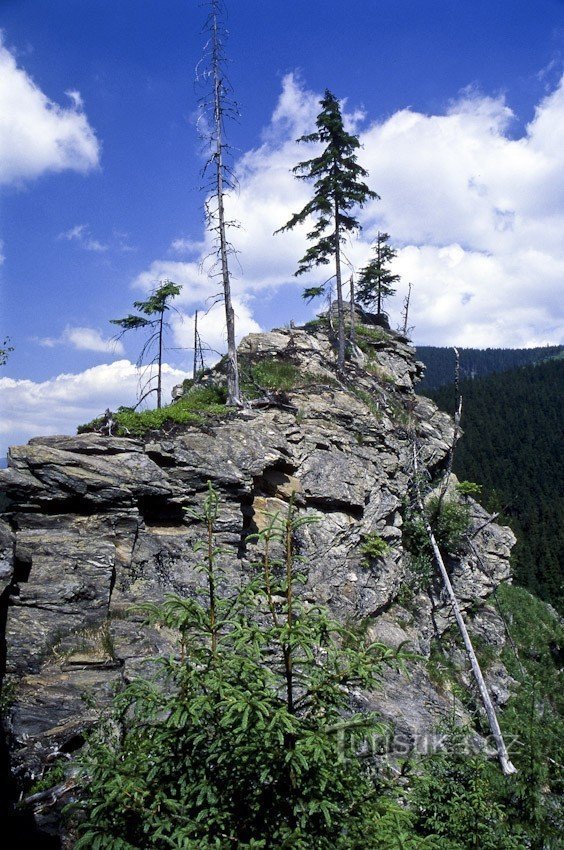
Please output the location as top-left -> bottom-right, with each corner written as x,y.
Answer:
411,736 -> 525,850
456,480 -> 482,499
69,486 -> 420,850
402,496 -> 471,588
361,533 -> 390,565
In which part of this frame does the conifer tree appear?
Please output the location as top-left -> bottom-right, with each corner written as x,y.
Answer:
110,279 -> 181,409
277,90 -> 379,369
0,337 -> 13,367
70,486 -> 420,849
357,231 -> 399,315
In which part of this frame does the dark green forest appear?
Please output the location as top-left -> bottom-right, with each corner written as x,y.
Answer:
416,345 -> 563,393
427,358 -> 563,612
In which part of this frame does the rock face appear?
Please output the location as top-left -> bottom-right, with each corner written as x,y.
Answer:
0,319 -> 515,831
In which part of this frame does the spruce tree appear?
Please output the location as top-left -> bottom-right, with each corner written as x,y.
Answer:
110,279 -> 181,409
357,231 -> 399,316
70,486 -> 421,849
276,90 -> 379,369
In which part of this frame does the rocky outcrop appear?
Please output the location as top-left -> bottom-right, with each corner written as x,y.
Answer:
0,319 -> 516,832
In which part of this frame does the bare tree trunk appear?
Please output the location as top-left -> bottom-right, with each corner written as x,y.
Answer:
210,2 -> 240,406
334,199 -> 345,370
412,444 -> 517,776
157,311 -> 163,409
401,281 -> 412,336
376,232 -> 383,315
193,310 -> 199,381
349,276 -> 356,345
437,347 -> 463,510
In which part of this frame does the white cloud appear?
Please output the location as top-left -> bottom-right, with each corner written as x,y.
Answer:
169,237 -> 204,257
0,35 -> 100,185
170,300 -> 261,363
38,325 -> 124,354
132,72 -> 564,348
0,360 -> 185,452
58,224 -> 108,252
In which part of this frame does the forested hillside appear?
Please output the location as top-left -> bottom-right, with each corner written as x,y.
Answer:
429,358 -> 563,611
416,344 -> 563,392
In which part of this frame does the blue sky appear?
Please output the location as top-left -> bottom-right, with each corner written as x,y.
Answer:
1,0 -> 564,454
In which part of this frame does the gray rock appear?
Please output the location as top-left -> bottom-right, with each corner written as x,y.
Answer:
0,318 -> 518,821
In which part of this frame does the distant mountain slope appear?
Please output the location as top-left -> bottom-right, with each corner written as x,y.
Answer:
428,358 -> 564,611
416,344 -> 563,392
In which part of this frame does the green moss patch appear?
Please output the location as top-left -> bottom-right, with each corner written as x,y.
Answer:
78,385 -> 227,437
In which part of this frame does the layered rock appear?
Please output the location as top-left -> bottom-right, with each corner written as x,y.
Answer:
0,319 -> 515,827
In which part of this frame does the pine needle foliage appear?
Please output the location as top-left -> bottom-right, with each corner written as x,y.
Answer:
70,485 -> 420,850
357,232 -> 400,316
276,90 -> 379,369
110,280 -> 181,409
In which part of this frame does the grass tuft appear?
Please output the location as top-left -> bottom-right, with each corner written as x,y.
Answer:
78,385 -> 227,437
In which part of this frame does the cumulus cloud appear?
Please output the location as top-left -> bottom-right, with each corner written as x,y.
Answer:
170,299 -> 261,363
0,35 -> 100,185
132,72 -> 564,348
38,325 -> 124,354
0,360 -> 185,452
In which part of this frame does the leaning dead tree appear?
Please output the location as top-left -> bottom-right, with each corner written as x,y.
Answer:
197,0 -> 241,405
400,281 -> 413,337
411,443 -> 516,776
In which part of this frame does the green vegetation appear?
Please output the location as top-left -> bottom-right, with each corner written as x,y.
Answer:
69,486 -> 420,850
357,231 -> 400,315
415,584 -> 563,849
402,495 -> 471,587
493,584 -> 564,846
410,743 -> 525,850
78,386 -> 227,437
430,358 -> 564,611
0,336 -> 14,367
361,532 -> 390,564
355,323 -> 389,347
110,279 -> 182,409
455,480 -> 482,499
241,358 -> 302,394
58,490 -> 562,849
350,386 -> 381,417
275,89 -> 379,369
303,316 -> 330,334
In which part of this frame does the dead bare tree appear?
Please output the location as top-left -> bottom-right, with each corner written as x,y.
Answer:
436,347 -> 463,512
197,0 -> 241,405
411,443 -> 516,776
192,310 -> 206,380
349,275 -> 356,345
400,281 -> 413,337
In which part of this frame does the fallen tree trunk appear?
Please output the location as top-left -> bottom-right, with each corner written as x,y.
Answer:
412,443 -> 516,776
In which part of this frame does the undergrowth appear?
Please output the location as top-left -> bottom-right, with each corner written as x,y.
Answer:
78,386 -> 227,437
244,359 -> 301,392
